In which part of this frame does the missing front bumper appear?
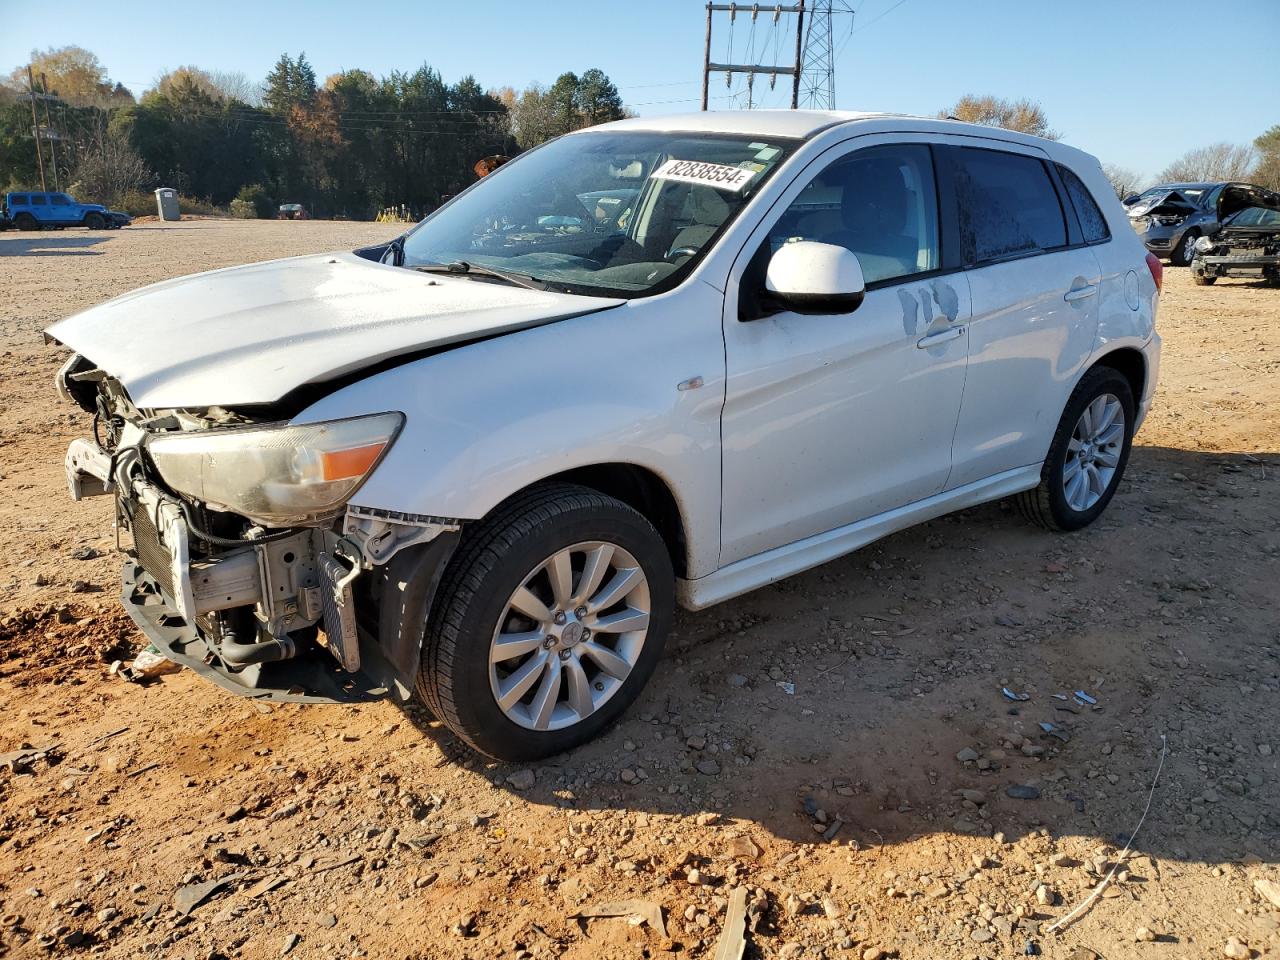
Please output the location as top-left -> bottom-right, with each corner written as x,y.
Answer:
121,560 -> 390,704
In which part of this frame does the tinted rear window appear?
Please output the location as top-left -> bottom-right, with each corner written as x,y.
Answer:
1057,164 -> 1110,243
952,148 -> 1067,263
30,195 -> 46,205
10,195 -> 28,205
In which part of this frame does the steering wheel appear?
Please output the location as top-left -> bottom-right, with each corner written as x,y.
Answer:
666,245 -> 700,263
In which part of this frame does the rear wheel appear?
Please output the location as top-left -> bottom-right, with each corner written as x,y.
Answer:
84,212 -> 105,230
1170,230 -> 1198,267
1016,367 -> 1135,532
14,213 -> 38,231
418,483 -> 674,760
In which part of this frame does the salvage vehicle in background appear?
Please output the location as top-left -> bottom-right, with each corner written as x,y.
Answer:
1191,200 -> 1280,286
4,191 -> 131,231
47,111 -> 1161,761
1124,181 -> 1276,267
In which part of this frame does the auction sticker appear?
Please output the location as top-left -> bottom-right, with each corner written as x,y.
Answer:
652,159 -> 756,192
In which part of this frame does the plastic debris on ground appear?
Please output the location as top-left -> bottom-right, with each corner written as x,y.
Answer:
1002,687 -> 1030,701
128,645 -> 183,681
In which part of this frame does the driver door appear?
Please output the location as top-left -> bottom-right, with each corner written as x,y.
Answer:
719,140 -> 971,566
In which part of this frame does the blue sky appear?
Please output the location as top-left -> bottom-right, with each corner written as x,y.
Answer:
3,0 -> 1277,180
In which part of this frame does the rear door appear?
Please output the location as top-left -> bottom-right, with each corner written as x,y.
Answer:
941,144 -> 1102,489
49,194 -> 75,225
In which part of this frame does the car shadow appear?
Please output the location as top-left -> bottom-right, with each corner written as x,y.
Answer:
396,445 -> 1279,872
0,233 -> 113,256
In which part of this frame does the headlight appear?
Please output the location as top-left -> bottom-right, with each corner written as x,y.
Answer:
147,412 -> 403,525
1194,235 -> 1214,254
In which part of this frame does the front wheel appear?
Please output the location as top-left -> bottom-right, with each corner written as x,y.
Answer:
1016,367 -> 1135,532
84,212 -> 105,230
418,483 -> 674,761
1170,230 -> 1198,267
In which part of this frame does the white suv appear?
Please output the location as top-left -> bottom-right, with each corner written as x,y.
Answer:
49,111 -> 1162,760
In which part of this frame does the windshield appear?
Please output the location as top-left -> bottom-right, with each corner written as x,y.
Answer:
1227,206 -> 1280,228
400,131 -> 797,298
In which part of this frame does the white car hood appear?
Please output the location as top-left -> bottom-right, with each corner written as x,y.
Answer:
46,252 -> 621,408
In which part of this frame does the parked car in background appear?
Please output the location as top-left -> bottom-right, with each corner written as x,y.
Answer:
1123,181 -> 1275,266
3,192 -> 131,231
1191,197 -> 1280,286
278,203 -> 309,220
48,111 -> 1161,761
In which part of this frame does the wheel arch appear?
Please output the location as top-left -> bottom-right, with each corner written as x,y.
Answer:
534,462 -> 690,579
1091,346 -> 1146,408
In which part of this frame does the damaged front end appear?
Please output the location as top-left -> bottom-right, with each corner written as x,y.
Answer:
56,354 -> 460,703
1191,193 -> 1280,285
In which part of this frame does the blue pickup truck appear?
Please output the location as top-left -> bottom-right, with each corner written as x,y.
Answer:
2,191 -> 131,231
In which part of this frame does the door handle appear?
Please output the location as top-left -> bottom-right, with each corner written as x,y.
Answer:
1064,283 -> 1098,302
916,325 -> 965,349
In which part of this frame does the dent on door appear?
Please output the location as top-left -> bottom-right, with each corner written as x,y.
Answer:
898,279 -> 965,345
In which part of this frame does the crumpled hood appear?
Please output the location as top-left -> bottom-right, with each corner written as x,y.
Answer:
1126,190 -> 1197,219
46,252 -> 621,408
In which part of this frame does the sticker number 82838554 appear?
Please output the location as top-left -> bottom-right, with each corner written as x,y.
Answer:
651,159 -> 757,192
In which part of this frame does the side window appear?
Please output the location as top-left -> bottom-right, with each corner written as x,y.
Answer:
10,195 -> 28,205
30,195 -> 47,205
952,148 -> 1066,264
1056,164 -> 1111,244
1204,184 -> 1225,212
53,194 -> 72,205
766,144 -> 940,285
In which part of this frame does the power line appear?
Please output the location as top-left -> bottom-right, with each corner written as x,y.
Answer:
849,0 -> 908,33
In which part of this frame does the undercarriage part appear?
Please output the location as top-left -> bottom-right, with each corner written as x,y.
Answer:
217,625 -> 297,667
122,560 -> 387,703
189,548 -> 261,613
318,551 -> 360,671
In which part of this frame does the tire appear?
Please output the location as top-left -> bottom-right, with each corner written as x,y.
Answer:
84,212 -> 105,230
1170,230 -> 1197,267
1016,366 -> 1135,533
15,213 -> 39,232
418,482 -> 674,761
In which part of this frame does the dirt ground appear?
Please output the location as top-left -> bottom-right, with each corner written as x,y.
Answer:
0,220 -> 1277,960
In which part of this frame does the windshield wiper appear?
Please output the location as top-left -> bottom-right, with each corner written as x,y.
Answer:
411,260 -> 548,291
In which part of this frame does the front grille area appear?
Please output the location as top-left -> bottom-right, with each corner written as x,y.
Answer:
131,507 -> 176,601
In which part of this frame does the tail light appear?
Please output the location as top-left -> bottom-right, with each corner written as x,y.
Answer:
1145,252 -> 1163,293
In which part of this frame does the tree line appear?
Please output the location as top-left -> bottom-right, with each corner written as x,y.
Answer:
1,46 -> 626,219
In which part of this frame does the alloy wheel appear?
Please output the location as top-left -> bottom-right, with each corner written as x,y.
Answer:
1062,393 -> 1125,512
488,541 -> 651,731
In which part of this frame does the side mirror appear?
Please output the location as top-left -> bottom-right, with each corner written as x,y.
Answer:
765,240 -> 866,315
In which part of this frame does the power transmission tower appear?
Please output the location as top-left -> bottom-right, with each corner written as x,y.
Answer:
798,0 -> 838,109
702,3 -> 806,111
701,1 -> 854,111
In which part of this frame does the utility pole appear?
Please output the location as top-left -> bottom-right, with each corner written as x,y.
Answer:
701,4 -> 713,111
792,3 -> 805,109
27,65 -> 47,191
39,73 -> 60,192
701,2 -> 806,111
